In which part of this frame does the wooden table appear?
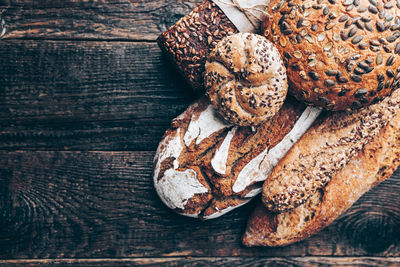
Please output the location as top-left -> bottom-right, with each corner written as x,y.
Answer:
0,1 -> 399,266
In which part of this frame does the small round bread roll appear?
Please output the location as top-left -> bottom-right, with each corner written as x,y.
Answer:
262,0 -> 400,111
204,33 -> 288,126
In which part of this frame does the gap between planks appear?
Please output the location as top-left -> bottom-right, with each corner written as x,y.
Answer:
2,37 -> 159,42
1,257 -> 400,265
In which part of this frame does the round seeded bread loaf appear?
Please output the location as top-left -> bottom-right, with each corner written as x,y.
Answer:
205,33 -> 288,126
262,0 -> 400,110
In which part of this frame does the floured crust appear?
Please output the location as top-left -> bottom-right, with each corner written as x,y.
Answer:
153,96 -> 307,219
262,0 -> 400,110
205,33 -> 288,126
262,88 -> 400,213
243,90 -> 400,247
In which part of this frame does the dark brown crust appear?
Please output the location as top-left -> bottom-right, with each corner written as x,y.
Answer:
157,0 -> 238,93
262,89 -> 400,213
262,0 -> 400,110
154,96 -> 305,218
199,97 -> 304,198
243,91 -> 400,247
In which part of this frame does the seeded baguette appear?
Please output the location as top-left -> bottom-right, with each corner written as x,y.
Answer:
243,93 -> 400,246
157,0 -> 238,93
262,0 -> 400,110
262,88 -> 400,213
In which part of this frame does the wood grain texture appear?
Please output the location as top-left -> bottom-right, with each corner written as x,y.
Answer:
0,0 -> 203,41
1,0 -> 400,263
0,151 -> 399,259
1,257 -> 400,267
0,40 -> 197,150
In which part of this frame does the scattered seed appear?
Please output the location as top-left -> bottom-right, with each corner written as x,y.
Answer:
354,67 -> 365,74
291,63 -> 300,70
297,18 -> 304,28
354,88 -> 368,97
299,70 -> 308,80
370,39 -> 380,46
357,6 -> 367,13
325,79 -> 336,87
387,34 -> 399,43
305,35 -> 314,43
337,75 -> 349,83
351,74 -> 362,82
387,69 -> 395,77
339,15 -> 349,22
384,2 -> 394,9
369,5 -> 378,14
340,31 -> 348,41
311,24 -> 319,31
293,50 -> 302,58
348,27 -> 357,37
395,43 -> 400,54
358,61 -> 370,70
280,37 -> 287,47
359,42 -> 368,49
333,33 -> 340,42
376,21 -> 386,31
296,34 -> 303,43
324,42 -> 334,52
377,82 -> 384,91
323,6 -> 330,15
317,32 -> 326,42
326,70 -> 338,76
365,22 -> 373,31
284,51 -> 292,59
338,90 -> 347,97
343,0 -> 354,6
387,55 -> 395,66
351,35 -> 363,44
309,71 -> 320,80
384,45 -> 392,53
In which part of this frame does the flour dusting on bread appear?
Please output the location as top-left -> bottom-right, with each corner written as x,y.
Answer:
211,127 -> 237,175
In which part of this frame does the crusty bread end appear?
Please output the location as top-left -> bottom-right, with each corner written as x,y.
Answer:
243,103 -> 400,247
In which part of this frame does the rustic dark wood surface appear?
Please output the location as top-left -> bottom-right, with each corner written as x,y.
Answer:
0,0 -> 399,266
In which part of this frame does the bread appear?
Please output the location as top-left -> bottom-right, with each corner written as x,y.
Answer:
261,87 -> 400,213
153,96 -> 318,219
262,0 -> 400,110
243,92 -> 400,246
157,0 -> 238,93
205,33 -> 288,126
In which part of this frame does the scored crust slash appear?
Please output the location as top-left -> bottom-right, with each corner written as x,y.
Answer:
153,97 -> 314,219
155,0 -> 400,246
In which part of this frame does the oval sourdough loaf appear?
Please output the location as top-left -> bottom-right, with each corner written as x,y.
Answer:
243,89 -> 400,246
262,0 -> 400,110
153,96 -> 310,219
205,33 -> 288,126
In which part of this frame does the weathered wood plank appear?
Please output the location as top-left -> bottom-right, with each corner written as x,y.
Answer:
1,257 -> 400,267
0,151 -> 399,258
0,40 -> 195,150
0,0 -> 202,41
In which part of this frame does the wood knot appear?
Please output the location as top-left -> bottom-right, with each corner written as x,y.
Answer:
161,13 -> 185,31
340,210 -> 400,253
159,3 -> 193,33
